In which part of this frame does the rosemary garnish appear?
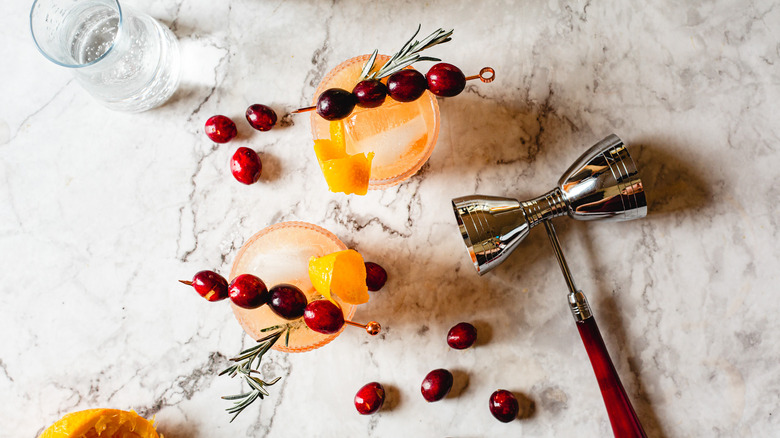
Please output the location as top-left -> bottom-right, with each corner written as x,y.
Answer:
358,25 -> 453,81
219,324 -> 290,422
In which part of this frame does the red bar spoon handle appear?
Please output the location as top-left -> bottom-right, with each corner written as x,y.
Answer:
577,316 -> 647,438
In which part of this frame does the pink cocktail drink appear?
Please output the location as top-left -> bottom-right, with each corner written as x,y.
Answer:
311,54 -> 440,189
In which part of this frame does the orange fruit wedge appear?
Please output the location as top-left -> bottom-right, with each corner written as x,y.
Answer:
41,408 -> 162,438
309,249 -> 369,305
313,121 -> 373,195
317,152 -> 374,196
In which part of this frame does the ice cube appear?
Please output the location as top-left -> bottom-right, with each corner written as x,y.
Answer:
343,101 -> 428,169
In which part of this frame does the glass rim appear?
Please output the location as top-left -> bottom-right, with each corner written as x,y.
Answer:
30,0 -> 123,69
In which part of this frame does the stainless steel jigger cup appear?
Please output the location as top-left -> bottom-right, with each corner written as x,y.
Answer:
452,134 -> 648,437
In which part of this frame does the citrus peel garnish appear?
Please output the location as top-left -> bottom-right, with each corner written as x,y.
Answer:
308,249 -> 369,305
313,121 -> 373,195
41,408 -> 162,438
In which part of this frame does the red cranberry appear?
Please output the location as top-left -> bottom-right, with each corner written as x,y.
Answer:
364,262 -> 387,292
180,270 -> 228,302
352,79 -> 387,108
421,368 -> 453,402
245,104 -> 277,131
303,300 -> 345,334
204,115 -> 237,143
268,284 -> 307,320
230,147 -> 262,185
228,274 -> 269,309
316,88 -> 356,121
489,390 -> 519,423
447,322 -> 477,350
426,63 -> 466,97
354,382 -> 385,415
386,69 -> 427,102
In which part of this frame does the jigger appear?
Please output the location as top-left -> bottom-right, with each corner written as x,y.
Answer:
452,134 -> 647,437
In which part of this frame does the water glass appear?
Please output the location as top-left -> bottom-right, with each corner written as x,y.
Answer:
30,0 -> 180,112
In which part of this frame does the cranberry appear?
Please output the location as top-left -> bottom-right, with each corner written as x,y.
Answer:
426,63 -> 466,97
489,390 -> 519,423
316,88 -> 356,121
228,274 -> 269,309
230,147 -> 262,185
352,79 -> 387,108
180,270 -> 228,302
245,104 -> 277,131
204,115 -> 237,143
387,69 -> 427,102
303,300 -> 345,334
421,368 -> 453,402
364,262 -> 387,292
268,284 -> 307,320
447,322 -> 477,350
354,382 -> 385,415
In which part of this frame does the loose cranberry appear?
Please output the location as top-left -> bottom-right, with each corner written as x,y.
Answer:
228,274 -> 269,309
204,115 -> 237,143
426,63 -> 466,97
268,284 -> 307,320
245,104 -> 277,131
364,262 -> 387,292
303,300 -> 345,334
180,270 -> 228,302
447,322 -> 477,350
387,69 -> 428,102
354,382 -> 385,415
230,147 -> 262,184
489,390 -> 519,423
352,79 -> 388,108
421,368 -> 453,402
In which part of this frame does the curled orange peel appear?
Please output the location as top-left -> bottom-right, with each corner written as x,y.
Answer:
308,249 -> 369,305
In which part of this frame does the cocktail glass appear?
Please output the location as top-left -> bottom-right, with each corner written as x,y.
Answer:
310,54 -> 440,189
229,221 -> 356,352
30,0 -> 180,112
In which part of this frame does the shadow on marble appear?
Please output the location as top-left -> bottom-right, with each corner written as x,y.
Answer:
257,150 -> 283,184
472,319 -> 493,346
514,390 -> 536,420
573,221 -> 670,438
430,87 -> 586,194
382,383 -> 402,411
633,140 -> 712,217
448,368 -> 471,399
598,295 -> 669,438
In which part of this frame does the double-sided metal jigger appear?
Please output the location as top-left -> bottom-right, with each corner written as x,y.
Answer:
452,134 -> 647,437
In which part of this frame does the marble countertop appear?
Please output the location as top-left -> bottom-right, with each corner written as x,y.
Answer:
2,0 -> 779,436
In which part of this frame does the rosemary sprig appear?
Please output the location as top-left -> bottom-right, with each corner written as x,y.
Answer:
358,25 -> 453,81
219,325 -> 290,422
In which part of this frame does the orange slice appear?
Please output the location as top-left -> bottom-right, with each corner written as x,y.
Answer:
319,152 -> 374,195
309,249 -> 369,305
313,138 -> 345,162
313,122 -> 373,195
41,408 -> 161,438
